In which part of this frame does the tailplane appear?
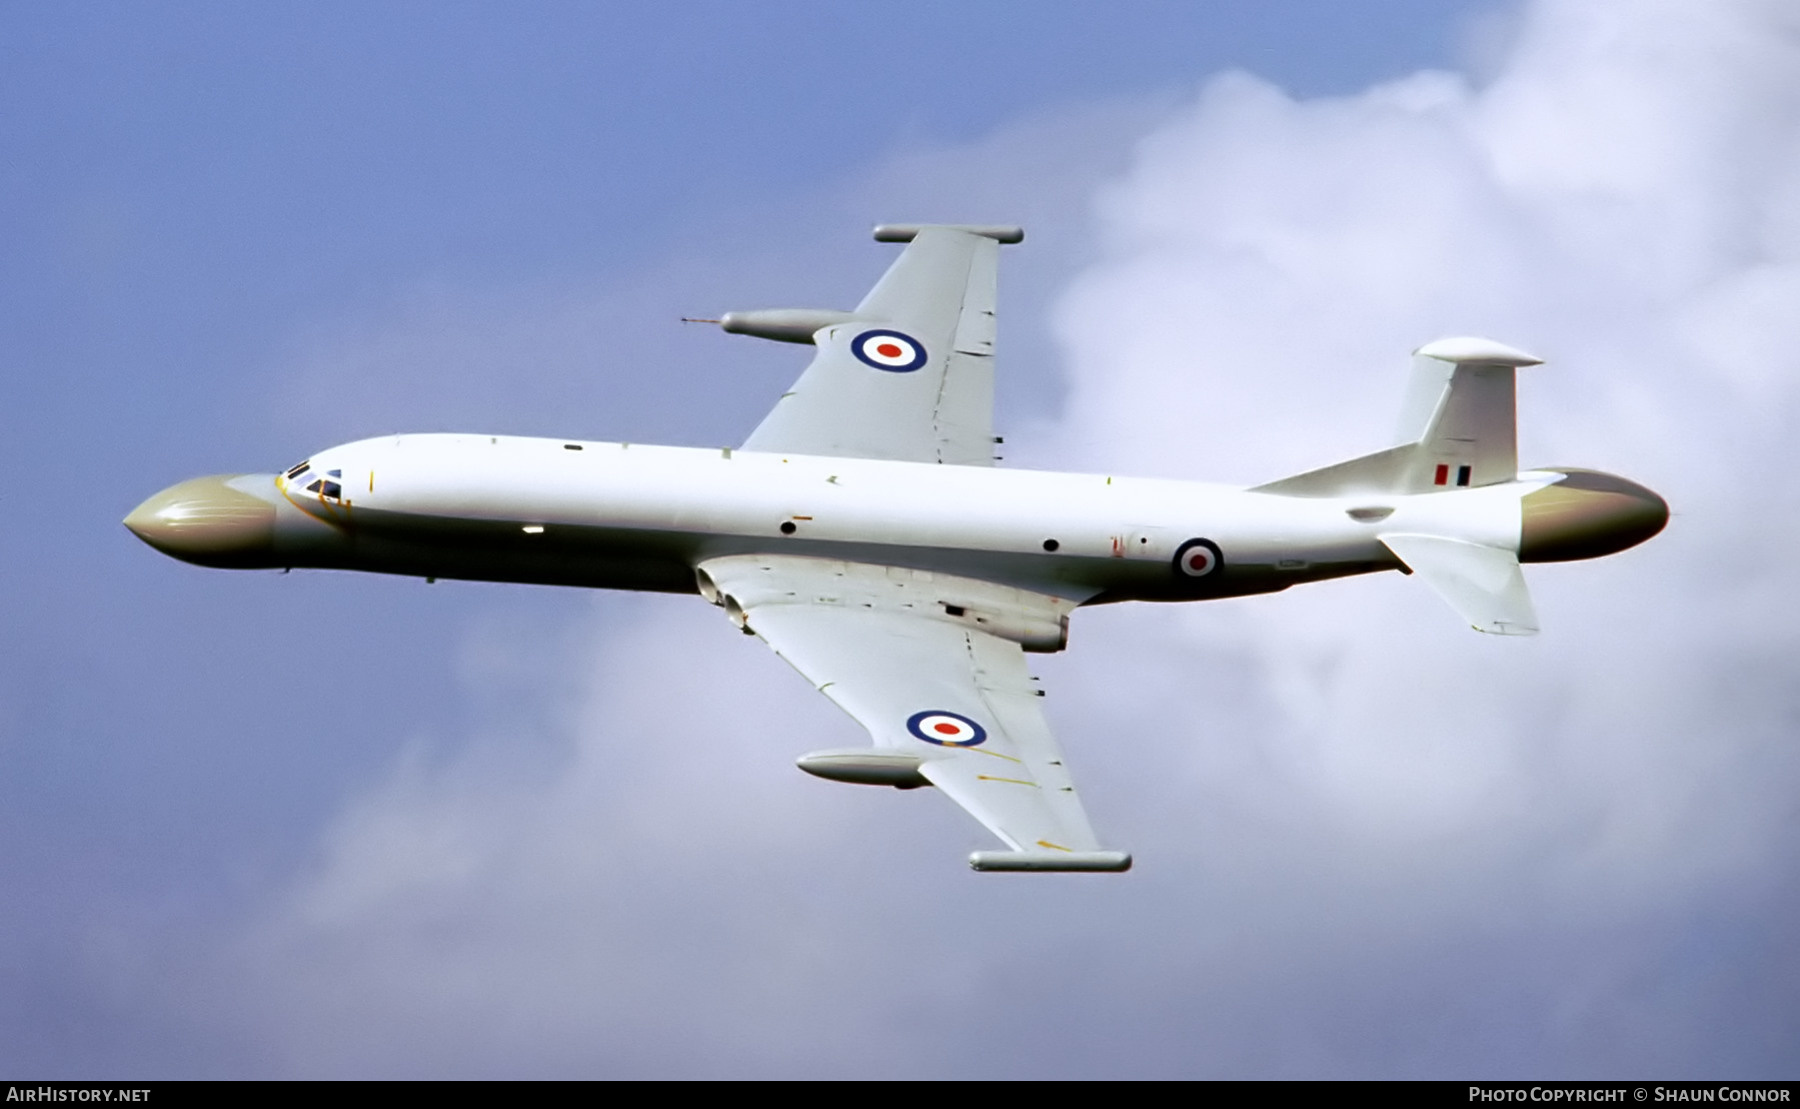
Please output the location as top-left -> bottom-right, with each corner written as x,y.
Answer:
1378,533 -> 1539,636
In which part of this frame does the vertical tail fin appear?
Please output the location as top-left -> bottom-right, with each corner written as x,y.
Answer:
1252,337 -> 1541,497
1397,338 -> 1541,493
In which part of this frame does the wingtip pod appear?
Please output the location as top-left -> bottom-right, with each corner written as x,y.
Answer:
873,223 -> 1023,244
969,851 -> 1132,873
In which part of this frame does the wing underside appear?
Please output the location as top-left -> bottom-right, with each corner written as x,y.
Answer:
698,554 -> 1129,872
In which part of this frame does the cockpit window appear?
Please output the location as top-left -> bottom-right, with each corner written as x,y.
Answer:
327,469 -> 342,478
286,460 -> 311,479
303,478 -> 343,500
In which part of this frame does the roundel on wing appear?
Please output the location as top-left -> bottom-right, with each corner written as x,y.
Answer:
850,329 -> 929,373
1172,537 -> 1224,579
906,709 -> 988,747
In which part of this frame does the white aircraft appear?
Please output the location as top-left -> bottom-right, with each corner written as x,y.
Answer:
125,225 -> 1666,872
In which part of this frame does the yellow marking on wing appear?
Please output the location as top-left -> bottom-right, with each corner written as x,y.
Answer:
1035,839 -> 1073,852
976,775 -> 1038,787
967,747 -> 1023,764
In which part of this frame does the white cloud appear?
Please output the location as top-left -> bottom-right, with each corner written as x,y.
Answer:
1046,0 -> 1800,1067
190,0 -> 1800,1076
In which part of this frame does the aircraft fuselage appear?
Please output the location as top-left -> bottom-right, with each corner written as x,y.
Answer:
124,432 -> 1661,616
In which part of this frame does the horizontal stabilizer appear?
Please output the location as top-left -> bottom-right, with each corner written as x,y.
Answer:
1380,533 -> 1539,636
969,851 -> 1131,873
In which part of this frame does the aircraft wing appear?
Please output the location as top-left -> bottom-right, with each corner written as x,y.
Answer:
698,554 -> 1130,872
741,226 -> 1008,466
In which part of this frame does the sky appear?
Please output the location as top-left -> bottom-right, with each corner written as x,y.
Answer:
4,0 -> 1797,1079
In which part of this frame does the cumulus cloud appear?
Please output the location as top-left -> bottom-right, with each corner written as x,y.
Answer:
186,0 -> 1800,1077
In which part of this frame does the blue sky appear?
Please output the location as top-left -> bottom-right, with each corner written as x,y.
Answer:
7,0 -> 1797,1079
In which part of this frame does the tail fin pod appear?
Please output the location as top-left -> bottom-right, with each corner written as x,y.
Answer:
1252,337 -> 1541,497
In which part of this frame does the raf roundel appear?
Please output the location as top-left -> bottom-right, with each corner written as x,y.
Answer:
906,709 -> 988,747
1173,537 -> 1224,579
850,329 -> 929,373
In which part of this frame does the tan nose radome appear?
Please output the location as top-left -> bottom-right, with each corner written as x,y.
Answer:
1519,469 -> 1668,563
124,474 -> 277,566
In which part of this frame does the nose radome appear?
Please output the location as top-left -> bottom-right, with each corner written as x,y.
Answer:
124,474 -> 278,566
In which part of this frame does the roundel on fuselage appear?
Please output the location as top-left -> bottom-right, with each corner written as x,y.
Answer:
1173,538 -> 1223,578
850,329 -> 928,373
